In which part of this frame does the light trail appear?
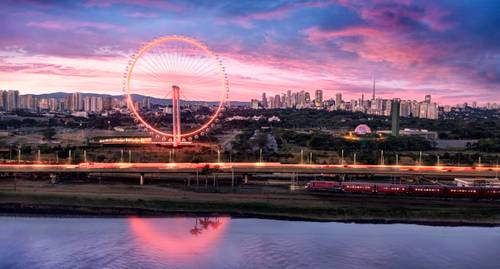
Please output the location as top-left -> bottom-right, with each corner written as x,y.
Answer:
0,162 -> 498,174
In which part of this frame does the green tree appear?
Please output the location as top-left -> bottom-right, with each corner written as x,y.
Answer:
42,128 -> 56,140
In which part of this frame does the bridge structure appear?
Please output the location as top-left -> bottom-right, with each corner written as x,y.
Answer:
0,162 -> 498,185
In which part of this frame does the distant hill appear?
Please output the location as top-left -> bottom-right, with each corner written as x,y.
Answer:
27,92 -> 249,106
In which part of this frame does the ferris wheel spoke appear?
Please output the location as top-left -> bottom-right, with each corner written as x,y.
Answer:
135,62 -> 167,83
189,54 -> 213,79
191,60 -> 219,80
187,72 -> 220,88
141,53 -> 167,81
183,50 -> 198,77
157,45 -> 173,76
151,45 -> 171,76
164,45 -> 176,80
145,47 -> 169,77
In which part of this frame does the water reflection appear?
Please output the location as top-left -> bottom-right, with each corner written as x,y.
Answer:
128,217 -> 230,261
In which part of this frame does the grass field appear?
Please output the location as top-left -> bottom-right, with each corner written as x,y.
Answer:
1,179 -> 500,226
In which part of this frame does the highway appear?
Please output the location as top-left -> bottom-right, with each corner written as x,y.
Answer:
0,162 -> 498,178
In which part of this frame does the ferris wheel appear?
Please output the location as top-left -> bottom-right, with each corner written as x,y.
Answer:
123,35 -> 229,146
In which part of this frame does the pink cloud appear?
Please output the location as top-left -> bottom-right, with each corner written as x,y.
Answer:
26,20 -> 127,32
0,61 -> 118,78
82,0 -> 184,12
306,26 -> 383,42
126,12 -> 158,18
221,1 -> 331,28
304,25 -> 447,66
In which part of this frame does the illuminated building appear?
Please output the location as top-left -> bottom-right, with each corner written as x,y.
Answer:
353,124 -> 372,135
315,89 -> 323,107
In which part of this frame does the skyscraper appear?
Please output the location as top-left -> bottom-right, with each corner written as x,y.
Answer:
71,92 -> 82,111
335,93 -> 342,109
315,89 -> 323,107
261,92 -> 267,108
391,98 -> 401,136
4,90 -> 20,112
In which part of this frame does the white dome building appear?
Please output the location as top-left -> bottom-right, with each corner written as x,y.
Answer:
353,124 -> 372,135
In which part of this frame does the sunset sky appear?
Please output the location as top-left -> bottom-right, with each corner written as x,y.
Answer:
0,0 -> 499,105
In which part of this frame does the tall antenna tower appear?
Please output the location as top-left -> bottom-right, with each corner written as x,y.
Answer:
372,77 -> 376,100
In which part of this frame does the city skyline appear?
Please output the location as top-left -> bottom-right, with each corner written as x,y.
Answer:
251,89 -> 440,119
0,0 -> 499,105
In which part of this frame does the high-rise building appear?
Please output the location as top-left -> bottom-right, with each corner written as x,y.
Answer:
304,92 -> 311,106
19,94 -> 38,111
424,95 -> 431,104
335,93 -> 342,109
274,94 -> 281,108
391,99 -> 401,136
261,92 -> 267,108
142,97 -> 151,110
268,96 -> 274,109
250,99 -> 260,109
286,90 -> 292,108
72,92 -> 82,111
3,90 -> 20,112
428,102 -> 438,119
315,89 -> 323,107
103,96 -> 113,111
419,102 -> 429,118
83,96 -> 103,113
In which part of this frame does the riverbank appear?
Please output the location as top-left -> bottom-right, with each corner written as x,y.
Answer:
1,181 -> 500,226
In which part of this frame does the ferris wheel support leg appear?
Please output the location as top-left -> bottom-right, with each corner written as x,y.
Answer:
172,85 -> 181,147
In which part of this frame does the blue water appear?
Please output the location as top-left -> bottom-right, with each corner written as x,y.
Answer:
0,217 -> 499,269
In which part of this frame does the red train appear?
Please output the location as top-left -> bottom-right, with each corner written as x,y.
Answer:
305,180 -> 500,199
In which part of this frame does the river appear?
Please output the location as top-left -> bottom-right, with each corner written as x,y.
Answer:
0,216 -> 499,269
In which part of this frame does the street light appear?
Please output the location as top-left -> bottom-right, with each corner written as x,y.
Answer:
353,153 -> 357,165
300,149 -> 304,164
341,149 -> 344,165
380,150 -> 384,165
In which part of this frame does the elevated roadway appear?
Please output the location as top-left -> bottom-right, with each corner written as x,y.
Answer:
0,162 -> 498,178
